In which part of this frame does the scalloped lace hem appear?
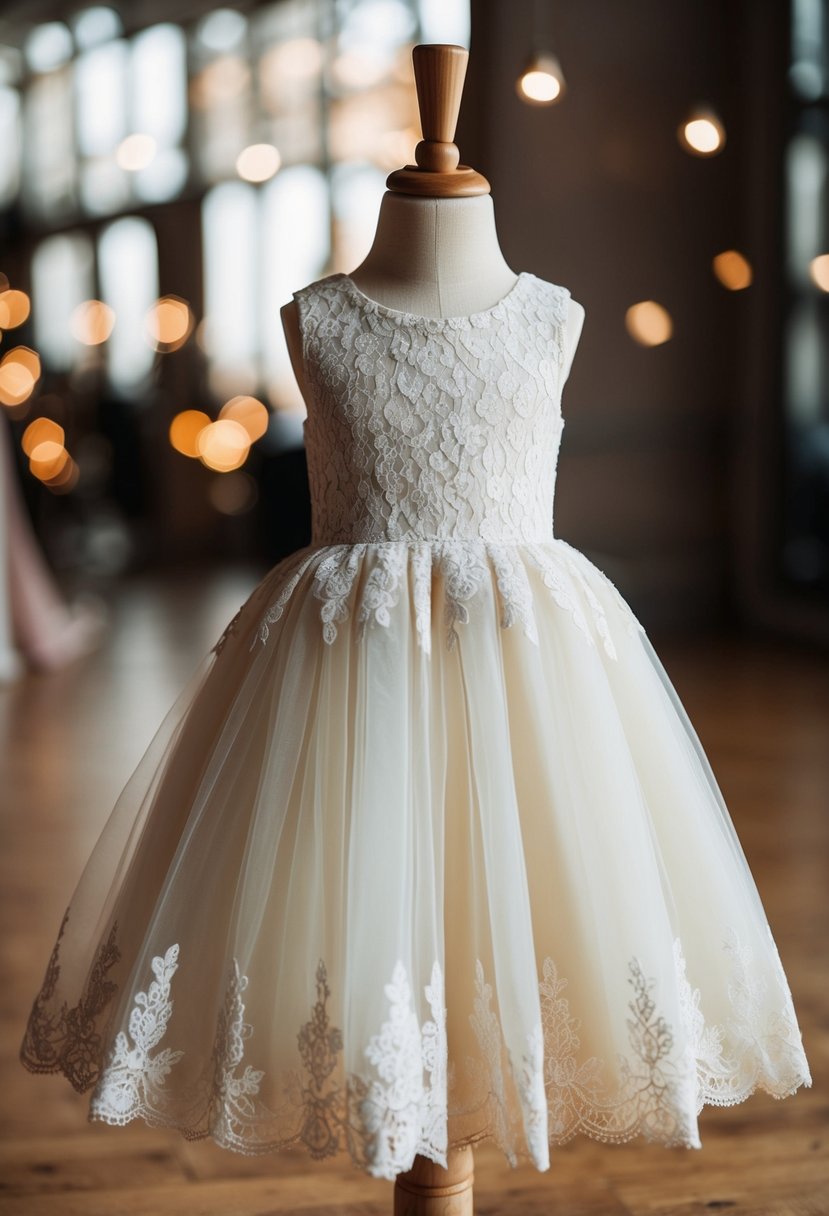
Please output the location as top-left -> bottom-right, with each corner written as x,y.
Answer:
20,909 -> 812,1181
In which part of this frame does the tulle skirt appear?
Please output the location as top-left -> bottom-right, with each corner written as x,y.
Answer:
19,538 -> 812,1181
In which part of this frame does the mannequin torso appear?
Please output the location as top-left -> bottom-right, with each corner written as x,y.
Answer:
281,192 -> 585,404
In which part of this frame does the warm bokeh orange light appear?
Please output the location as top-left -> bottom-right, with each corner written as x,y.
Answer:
713,250 -> 753,291
0,289 -> 31,329
625,300 -> 673,346
0,347 -> 41,405
809,253 -> 829,292
197,418 -> 251,472
29,439 -> 69,481
70,299 -> 116,344
22,417 -> 65,455
169,409 -> 211,457
146,297 -> 193,350
219,395 -> 269,442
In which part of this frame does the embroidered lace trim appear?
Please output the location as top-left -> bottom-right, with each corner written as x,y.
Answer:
20,909 -> 812,1181
210,540 -> 644,661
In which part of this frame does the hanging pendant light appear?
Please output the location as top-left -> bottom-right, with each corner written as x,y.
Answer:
516,0 -> 566,106
678,104 -> 726,156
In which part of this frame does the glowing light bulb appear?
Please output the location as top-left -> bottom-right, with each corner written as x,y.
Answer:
516,54 -> 565,106
679,107 -> 726,156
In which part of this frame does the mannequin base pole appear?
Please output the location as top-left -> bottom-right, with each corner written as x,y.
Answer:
393,1146 -> 474,1215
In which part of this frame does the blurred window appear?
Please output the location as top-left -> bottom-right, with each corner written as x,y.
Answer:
31,232 -> 96,371
3,0 -> 469,400
781,0 -> 829,596
98,216 -> 160,393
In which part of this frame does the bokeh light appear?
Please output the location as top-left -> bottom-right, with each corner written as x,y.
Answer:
116,133 -> 157,171
70,299 -> 116,344
625,300 -> 673,346
29,439 -> 69,480
516,55 -> 565,105
23,21 -> 73,72
146,296 -> 193,351
196,8 -> 247,53
236,143 -> 281,183
0,289 -> 31,329
0,346 -> 41,405
679,108 -> 726,156
22,417 -> 65,454
169,409 -> 211,457
71,7 -> 123,51
218,395 -> 269,442
197,418 -> 251,471
190,56 -> 250,108
809,254 -> 829,292
713,250 -> 753,291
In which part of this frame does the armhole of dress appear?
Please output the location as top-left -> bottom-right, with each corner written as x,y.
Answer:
555,285 -> 572,389
292,287 -> 314,430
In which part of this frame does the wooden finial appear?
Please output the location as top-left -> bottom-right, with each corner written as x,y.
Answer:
386,43 -> 490,197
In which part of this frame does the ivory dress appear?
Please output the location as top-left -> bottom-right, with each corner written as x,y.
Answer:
19,270 -> 812,1181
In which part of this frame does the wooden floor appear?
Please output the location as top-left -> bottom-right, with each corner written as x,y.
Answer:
1,567 -> 827,1215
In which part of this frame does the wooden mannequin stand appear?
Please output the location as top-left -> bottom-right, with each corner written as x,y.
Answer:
394,1145 -> 475,1215
387,42 -> 486,1216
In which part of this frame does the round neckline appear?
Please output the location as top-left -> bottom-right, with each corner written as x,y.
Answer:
336,270 -> 531,327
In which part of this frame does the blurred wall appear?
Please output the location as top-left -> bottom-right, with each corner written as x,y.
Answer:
461,0 -> 767,632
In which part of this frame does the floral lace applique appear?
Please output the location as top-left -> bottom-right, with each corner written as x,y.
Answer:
208,960 -> 268,1149
19,907 -> 121,1092
360,959 -> 449,1175
241,539 -> 634,659
417,960 -> 450,1164
294,959 -> 352,1161
89,944 -> 183,1124
466,959 -> 518,1166
510,1020 -> 550,1169
21,921 -> 811,1180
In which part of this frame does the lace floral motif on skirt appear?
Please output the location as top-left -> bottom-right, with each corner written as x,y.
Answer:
20,909 -> 812,1181
211,539 -> 644,661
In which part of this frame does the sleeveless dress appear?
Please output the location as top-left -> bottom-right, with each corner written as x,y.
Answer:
19,270 -> 812,1181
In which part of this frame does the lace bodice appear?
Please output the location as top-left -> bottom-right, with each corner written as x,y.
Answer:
294,271 -> 571,546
